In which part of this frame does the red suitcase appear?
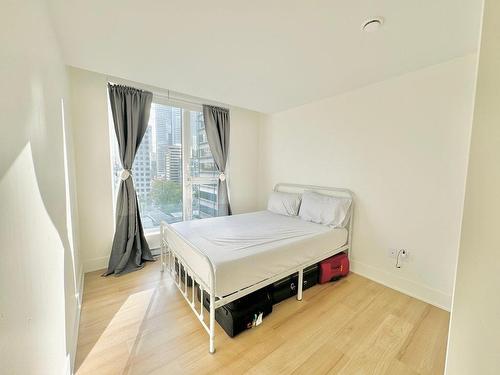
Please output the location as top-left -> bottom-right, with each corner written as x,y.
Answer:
319,253 -> 349,284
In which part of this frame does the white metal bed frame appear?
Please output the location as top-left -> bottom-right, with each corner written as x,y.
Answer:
159,183 -> 354,354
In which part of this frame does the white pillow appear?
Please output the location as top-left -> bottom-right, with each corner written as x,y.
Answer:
299,191 -> 352,227
267,191 -> 302,216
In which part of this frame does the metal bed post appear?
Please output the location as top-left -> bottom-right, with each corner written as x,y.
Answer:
191,275 -> 195,307
169,244 -> 173,275
199,287 -> 204,320
347,199 -> 354,261
209,291 -> 216,354
297,268 -> 304,301
208,262 -> 217,354
160,223 -> 165,272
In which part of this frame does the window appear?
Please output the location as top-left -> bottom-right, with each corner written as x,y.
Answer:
111,99 -> 219,231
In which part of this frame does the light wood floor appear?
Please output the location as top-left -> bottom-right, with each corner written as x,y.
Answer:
75,261 -> 449,375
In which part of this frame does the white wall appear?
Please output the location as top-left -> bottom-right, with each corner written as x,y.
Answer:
68,68 -> 115,273
445,1 -> 500,373
0,1 -> 82,374
258,55 -> 477,310
68,67 -> 262,272
227,107 -> 262,214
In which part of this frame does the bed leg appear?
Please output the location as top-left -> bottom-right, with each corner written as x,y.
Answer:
160,243 -> 165,273
160,245 -> 164,272
191,275 -> 195,307
200,287 -> 204,320
169,250 -> 173,275
209,293 -> 216,354
160,225 -> 165,272
297,268 -> 303,301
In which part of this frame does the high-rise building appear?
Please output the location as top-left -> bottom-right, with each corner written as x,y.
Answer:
154,103 -> 169,178
132,126 -> 152,201
150,151 -> 157,179
190,112 -> 218,218
197,184 -> 217,218
171,107 -> 182,145
155,104 -> 182,178
165,144 -> 182,182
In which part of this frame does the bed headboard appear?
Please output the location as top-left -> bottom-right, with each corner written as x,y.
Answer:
273,183 -> 355,248
274,183 -> 353,201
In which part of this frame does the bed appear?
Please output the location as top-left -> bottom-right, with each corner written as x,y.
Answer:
159,183 -> 354,353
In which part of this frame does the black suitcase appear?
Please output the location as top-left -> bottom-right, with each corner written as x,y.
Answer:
271,264 -> 319,304
197,287 -> 273,338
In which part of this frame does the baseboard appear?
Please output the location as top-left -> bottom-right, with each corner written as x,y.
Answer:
350,260 -> 452,311
68,268 -> 84,374
83,247 -> 161,274
64,354 -> 72,375
83,256 -> 108,273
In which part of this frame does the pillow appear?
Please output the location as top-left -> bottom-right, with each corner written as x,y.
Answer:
267,191 -> 302,216
299,191 -> 352,227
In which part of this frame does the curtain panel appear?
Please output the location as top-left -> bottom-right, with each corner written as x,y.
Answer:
203,105 -> 231,216
104,83 -> 154,276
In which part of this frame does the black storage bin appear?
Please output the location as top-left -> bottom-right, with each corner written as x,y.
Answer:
174,259 -> 193,287
271,264 -> 319,304
197,288 -> 273,338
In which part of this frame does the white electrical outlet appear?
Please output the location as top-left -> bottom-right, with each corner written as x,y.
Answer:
388,248 -> 411,268
388,249 -> 410,260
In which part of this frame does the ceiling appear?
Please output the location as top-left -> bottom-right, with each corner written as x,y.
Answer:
47,0 -> 483,113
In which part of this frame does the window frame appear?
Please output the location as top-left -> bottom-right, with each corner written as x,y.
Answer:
153,96 -> 220,221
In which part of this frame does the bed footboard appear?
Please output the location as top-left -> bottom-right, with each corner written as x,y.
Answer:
160,221 -> 217,353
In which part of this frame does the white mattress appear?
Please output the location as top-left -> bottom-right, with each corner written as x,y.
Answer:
167,211 -> 348,297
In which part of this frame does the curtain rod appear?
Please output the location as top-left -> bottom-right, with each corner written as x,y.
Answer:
152,90 -> 203,107
152,90 -> 229,111
107,76 -> 227,109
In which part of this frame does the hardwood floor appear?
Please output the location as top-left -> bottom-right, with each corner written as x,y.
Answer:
75,261 -> 449,375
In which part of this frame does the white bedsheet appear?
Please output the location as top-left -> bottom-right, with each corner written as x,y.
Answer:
167,211 -> 348,297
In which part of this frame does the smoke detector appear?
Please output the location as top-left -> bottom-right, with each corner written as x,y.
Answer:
362,17 -> 384,32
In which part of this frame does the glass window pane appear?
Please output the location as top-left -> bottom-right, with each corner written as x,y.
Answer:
192,183 -> 218,219
144,103 -> 184,228
189,111 -> 218,178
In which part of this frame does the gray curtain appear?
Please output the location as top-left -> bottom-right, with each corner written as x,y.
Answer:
203,105 -> 231,216
104,84 -> 154,276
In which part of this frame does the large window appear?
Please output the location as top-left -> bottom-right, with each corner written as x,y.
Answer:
111,100 -> 219,230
